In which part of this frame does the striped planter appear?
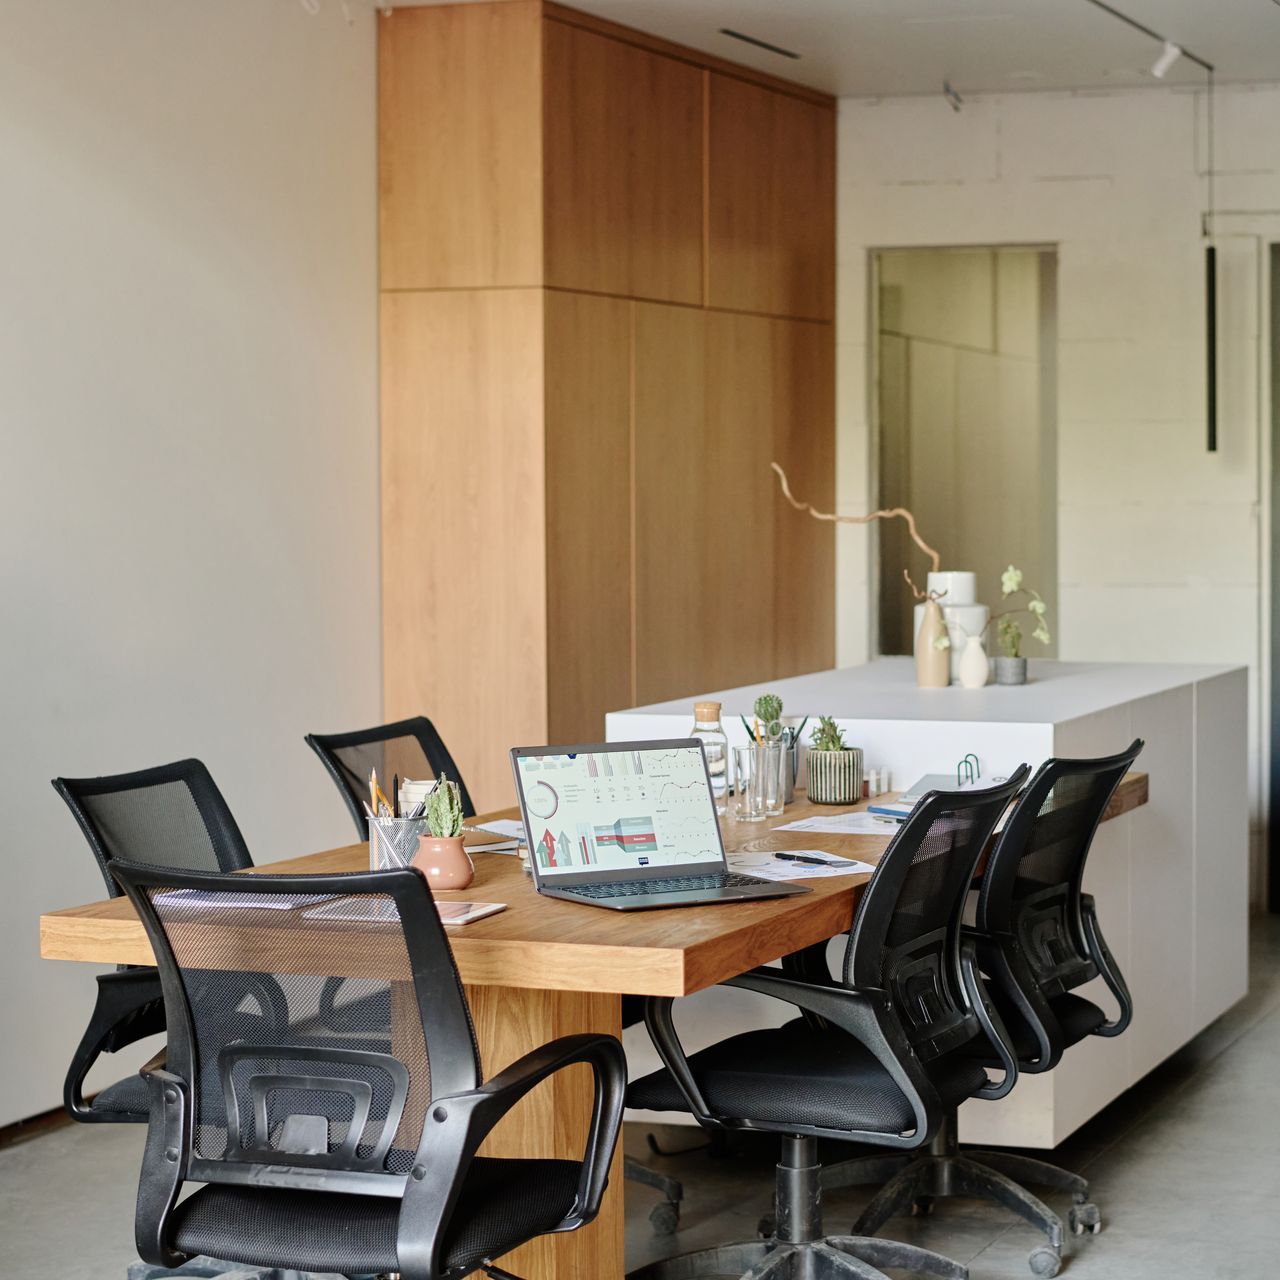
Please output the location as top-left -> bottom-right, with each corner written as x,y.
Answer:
806,748 -> 864,806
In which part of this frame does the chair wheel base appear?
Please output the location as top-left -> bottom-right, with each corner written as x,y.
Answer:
1028,1246 -> 1062,1277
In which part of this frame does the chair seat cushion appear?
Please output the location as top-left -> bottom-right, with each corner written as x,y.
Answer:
626,1024 -> 990,1134
169,1156 -> 581,1275
88,1072 -> 151,1120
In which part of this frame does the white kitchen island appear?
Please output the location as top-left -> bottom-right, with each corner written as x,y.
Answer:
606,658 -> 1248,1148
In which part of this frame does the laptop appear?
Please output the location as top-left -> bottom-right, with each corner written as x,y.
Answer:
510,739 -> 810,911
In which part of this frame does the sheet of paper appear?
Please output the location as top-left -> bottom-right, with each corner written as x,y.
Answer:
728,851 -> 877,881
464,839 -> 522,854
773,811 -> 900,835
472,819 -> 526,839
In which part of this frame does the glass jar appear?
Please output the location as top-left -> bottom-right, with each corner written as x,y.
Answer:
691,700 -> 730,815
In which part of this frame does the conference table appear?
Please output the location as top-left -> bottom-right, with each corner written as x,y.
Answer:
39,776 -> 1147,1279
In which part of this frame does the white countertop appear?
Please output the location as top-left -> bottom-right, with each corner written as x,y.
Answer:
615,658 -> 1242,726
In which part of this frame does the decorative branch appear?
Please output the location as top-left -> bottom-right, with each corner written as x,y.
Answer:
771,462 -> 942,573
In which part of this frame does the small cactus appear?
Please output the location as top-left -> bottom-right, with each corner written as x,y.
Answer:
754,693 -> 784,740
426,776 -> 465,838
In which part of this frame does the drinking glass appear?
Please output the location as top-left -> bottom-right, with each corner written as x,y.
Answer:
733,743 -> 786,822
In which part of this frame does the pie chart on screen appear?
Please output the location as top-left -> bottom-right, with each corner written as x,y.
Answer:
527,780 -> 559,820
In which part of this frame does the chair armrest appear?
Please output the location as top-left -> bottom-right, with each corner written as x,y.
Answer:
643,969 -> 942,1148
964,926 -> 1062,1072
1080,894 -> 1132,1036
958,935 -> 1018,1100
397,1033 -> 626,1280
134,1066 -> 189,1269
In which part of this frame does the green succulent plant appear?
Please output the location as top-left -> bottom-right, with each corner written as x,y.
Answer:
810,716 -> 848,752
426,776 -> 465,838
754,693 -> 784,740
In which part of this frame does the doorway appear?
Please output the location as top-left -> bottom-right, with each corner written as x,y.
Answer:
873,246 -> 1058,656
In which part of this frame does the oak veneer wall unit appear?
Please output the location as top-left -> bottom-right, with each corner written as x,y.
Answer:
379,1 -> 835,808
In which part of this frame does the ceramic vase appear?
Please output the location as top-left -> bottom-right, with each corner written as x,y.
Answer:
958,635 -> 990,689
412,835 -> 474,889
807,748 -> 864,805
915,598 -> 950,688
913,571 -> 990,682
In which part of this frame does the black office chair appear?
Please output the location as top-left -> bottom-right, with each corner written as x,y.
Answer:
109,860 -> 625,1280
51,759 -> 264,1124
821,741 -> 1143,1278
307,716 -> 476,832
622,995 -> 685,1234
626,770 -> 1029,1280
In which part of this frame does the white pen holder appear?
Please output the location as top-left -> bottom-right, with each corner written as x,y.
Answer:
368,815 -> 430,871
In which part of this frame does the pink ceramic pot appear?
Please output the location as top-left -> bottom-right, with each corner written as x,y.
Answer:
411,835 -> 474,890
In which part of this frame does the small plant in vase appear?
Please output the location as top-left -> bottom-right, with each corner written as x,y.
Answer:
411,776 -> 474,889
741,694 -> 809,804
992,566 -> 1051,685
806,716 -> 864,806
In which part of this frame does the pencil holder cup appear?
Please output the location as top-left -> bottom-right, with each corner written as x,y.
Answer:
368,815 -> 430,871
806,748 -> 864,805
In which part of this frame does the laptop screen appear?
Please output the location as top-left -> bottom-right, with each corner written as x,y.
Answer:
513,742 -> 722,877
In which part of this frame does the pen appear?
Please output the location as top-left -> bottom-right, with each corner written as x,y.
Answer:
776,851 -> 844,866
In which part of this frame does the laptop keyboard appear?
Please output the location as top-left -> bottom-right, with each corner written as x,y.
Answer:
560,871 -> 767,899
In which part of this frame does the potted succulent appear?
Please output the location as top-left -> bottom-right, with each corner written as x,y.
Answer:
411,776 -> 474,889
805,716 -> 864,806
991,566 -> 1051,686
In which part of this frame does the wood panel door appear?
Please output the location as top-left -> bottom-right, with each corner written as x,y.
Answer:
381,290 -> 547,810
544,292 -> 633,739
543,20 -> 703,305
706,74 -> 835,321
772,318 -> 836,676
633,302 -> 706,704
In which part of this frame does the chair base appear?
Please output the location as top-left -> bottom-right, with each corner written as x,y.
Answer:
626,1153 -> 685,1234
821,1115 -> 1098,1279
627,1135 -> 966,1280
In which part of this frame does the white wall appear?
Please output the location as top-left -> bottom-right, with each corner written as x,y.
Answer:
0,1 -> 379,1125
836,84 -> 1277,900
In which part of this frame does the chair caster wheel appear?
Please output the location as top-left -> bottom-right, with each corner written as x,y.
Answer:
1028,1246 -> 1061,1277
1070,1202 -> 1102,1235
910,1196 -> 935,1217
650,1201 -> 680,1235
757,1213 -> 777,1239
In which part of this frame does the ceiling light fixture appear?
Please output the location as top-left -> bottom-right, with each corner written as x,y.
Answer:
718,28 -> 800,60
1151,40 -> 1183,79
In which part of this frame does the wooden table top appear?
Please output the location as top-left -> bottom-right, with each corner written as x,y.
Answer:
39,774 -> 1147,998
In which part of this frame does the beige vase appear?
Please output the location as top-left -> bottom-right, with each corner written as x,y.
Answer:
411,835 -> 474,890
915,597 -> 950,688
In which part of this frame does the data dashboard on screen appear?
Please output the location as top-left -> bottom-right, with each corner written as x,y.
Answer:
515,744 -> 720,876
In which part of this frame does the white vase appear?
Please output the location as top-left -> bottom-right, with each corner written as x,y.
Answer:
958,635 -> 990,689
912,571 -> 990,681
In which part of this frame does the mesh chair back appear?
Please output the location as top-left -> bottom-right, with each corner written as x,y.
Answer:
110,862 -> 481,1193
844,768 -> 1029,1061
307,717 -> 476,837
53,760 -> 253,898
977,739 -> 1143,998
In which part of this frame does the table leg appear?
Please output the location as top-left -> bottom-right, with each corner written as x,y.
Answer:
467,985 -> 625,1280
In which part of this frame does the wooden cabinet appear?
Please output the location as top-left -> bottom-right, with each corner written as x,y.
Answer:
380,3 -> 835,809
707,73 -> 836,321
544,21 -> 703,303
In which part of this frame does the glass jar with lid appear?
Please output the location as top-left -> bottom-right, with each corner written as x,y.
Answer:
690,701 -> 730,815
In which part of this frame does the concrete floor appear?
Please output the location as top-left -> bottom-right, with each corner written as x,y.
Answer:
3,918 -> 1277,1280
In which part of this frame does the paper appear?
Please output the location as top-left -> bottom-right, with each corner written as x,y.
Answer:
465,839 -> 522,854
774,812 -> 899,836
472,819 -> 526,840
728,851 -> 877,881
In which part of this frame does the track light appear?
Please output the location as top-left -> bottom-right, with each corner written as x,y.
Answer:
1151,40 -> 1182,78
